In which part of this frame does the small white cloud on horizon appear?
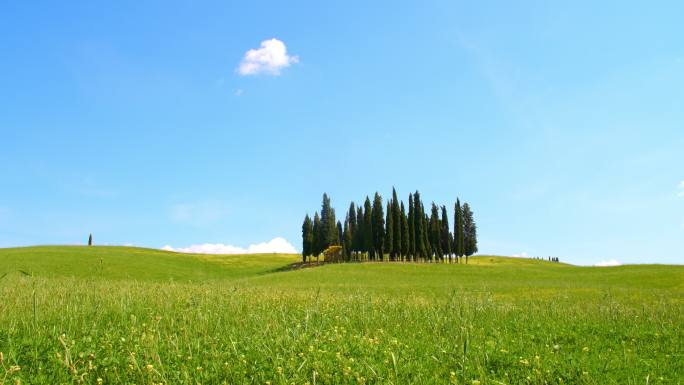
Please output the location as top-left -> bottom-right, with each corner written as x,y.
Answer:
512,251 -> 529,258
162,237 -> 297,255
237,39 -> 298,76
594,259 -> 622,267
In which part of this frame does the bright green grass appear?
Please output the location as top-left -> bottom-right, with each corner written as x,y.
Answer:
0,246 -> 682,384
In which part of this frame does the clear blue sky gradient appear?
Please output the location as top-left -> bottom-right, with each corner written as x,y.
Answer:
1,1 -> 682,265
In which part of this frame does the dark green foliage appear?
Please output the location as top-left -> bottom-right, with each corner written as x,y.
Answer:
391,187 -> 402,260
454,199 -> 465,258
413,191 -> 425,260
363,197 -> 373,258
463,203 -> 478,257
303,190 -> 477,264
408,193 -> 415,260
337,221 -> 343,251
400,202 -> 409,261
385,201 -> 393,260
88,234 -> 93,246
312,212 -> 322,261
440,206 -> 452,261
429,203 -> 442,261
301,215 -> 313,263
372,193 -> 385,261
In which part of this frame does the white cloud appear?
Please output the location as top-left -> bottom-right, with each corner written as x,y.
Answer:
512,251 -> 529,258
678,180 -> 684,197
234,88 -> 243,96
237,38 -> 298,76
162,237 -> 297,255
594,259 -> 622,267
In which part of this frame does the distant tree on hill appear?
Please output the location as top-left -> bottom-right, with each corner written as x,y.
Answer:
301,215 -> 313,263
463,202 -> 478,261
88,233 -> 93,246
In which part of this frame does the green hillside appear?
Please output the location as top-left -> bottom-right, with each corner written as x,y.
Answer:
0,246 -> 682,384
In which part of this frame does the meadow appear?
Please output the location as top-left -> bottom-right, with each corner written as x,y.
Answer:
0,246 -> 682,384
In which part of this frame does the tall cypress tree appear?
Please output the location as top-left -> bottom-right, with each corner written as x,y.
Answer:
343,219 -> 352,260
385,201 -> 393,261
330,208 -> 339,246
413,191 -> 424,261
422,210 -> 430,261
355,205 -> 364,259
408,193 -> 415,261
372,192 -> 385,261
454,199 -> 465,261
440,205 -> 452,262
320,193 -> 333,250
312,212 -> 322,262
463,202 -> 478,259
363,197 -> 373,260
429,203 -> 442,262
302,214 -> 313,263
400,202 -> 409,261
336,220 -> 344,255
391,188 -> 402,261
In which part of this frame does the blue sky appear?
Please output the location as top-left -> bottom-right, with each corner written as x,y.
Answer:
1,1 -> 682,265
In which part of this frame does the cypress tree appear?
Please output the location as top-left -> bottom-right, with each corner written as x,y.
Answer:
363,197 -> 373,260
454,199 -> 465,262
88,233 -> 93,246
463,202 -> 478,260
429,203 -> 442,261
391,188 -> 402,261
408,193 -> 415,261
334,221 -> 344,250
413,191 -> 425,261
320,193 -> 333,250
385,201 -> 393,261
422,211 -> 430,261
343,219 -> 353,260
312,212 -> 322,262
440,205 -> 452,262
372,192 -> 385,261
302,214 -> 313,263
400,202 -> 409,261
330,208 -> 339,245
355,205 -> 364,259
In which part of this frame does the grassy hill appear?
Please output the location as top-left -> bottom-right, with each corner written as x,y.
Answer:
0,246 -> 682,384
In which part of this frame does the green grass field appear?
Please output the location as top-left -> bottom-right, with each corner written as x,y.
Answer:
0,246 -> 682,384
